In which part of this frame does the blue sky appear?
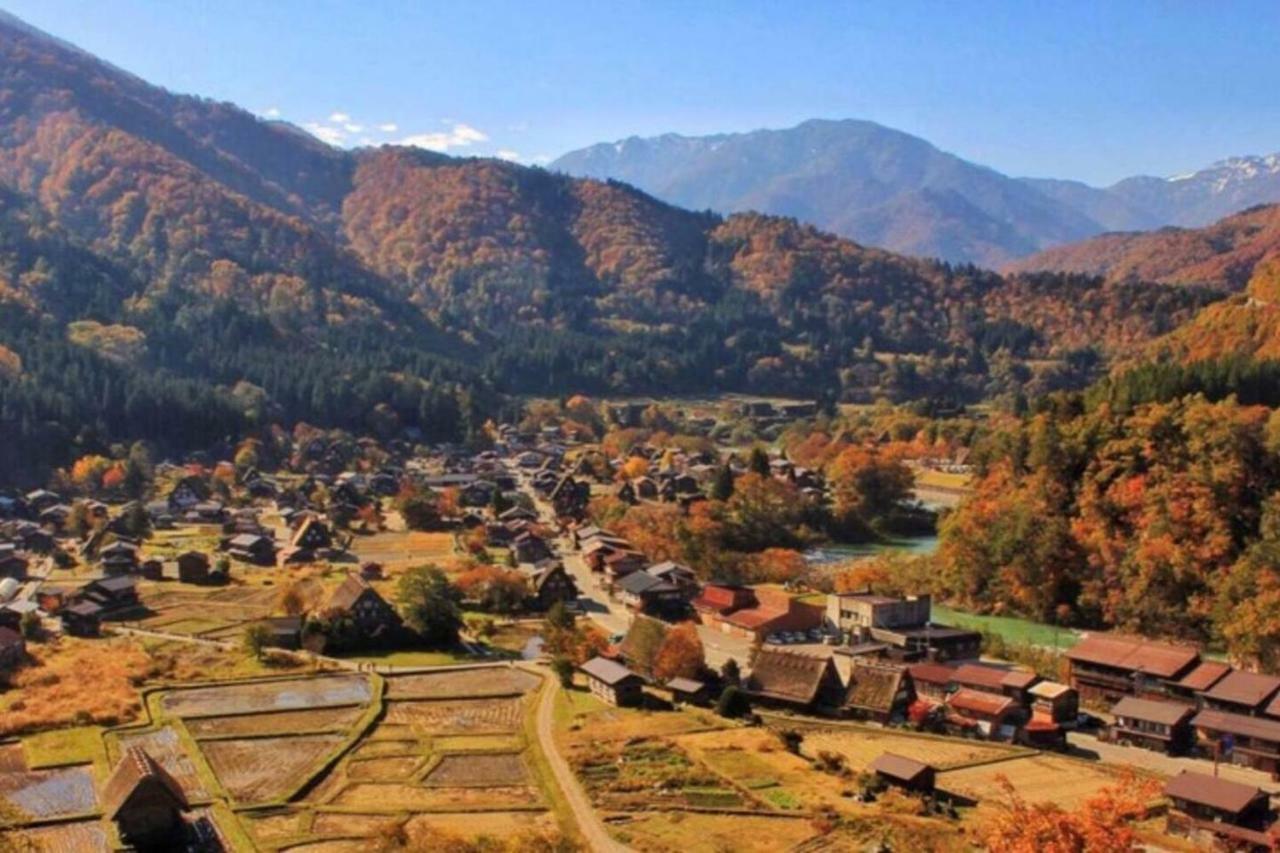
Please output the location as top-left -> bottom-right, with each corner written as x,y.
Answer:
5,1 -> 1279,185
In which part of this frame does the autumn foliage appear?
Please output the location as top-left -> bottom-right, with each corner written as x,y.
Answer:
981,772 -> 1158,853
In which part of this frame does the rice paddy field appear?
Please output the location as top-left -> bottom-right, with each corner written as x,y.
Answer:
2,664 -> 562,850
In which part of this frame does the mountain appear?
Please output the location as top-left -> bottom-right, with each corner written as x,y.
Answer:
0,12 -> 1219,482
552,119 -> 1103,268
554,121 -> 1280,267
1006,203 -> 1280,290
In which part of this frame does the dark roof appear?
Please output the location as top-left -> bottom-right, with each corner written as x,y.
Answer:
1065,634 -> 1199,678
1203,671 -> 1280,709
747,649 -> 836,705
617,571 -> 677,596
870,752 -> 933,784
844,661 -> 910,714
666,677 -> 705,694
1192,708 -> 1280,743
327,574 -> 378,612
580,656 -> 641,686
102,747 -> 188,818
1164,771 -> 1265,814
1112,696 -> 1194,727
0,626 -> 22,648
91,576 -> 137,593
1175,661 -> 1233,692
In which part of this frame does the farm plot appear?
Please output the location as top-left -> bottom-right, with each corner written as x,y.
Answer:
162,674 -> 372,717
200,734 -> 346,803
115,727 -> 209,800
937,753 -> 1119,811
423,753 -> 530,787
619,812 -> 819,853
184,706 -> 363,738
15,818 -> 109,852
330,782 -> 541,811
384,697 -> 525,733
347,756 -> 422,781
799,727 -> 1020,772
385,667 -> 539,699
0,765 -> 97,819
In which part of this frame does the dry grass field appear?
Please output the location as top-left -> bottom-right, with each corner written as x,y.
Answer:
617,812 -> 820,853
423,753 -> 530,787
800,727 -> 1022,772
0,638 -> 151,735
184,705 -> 363,737
16,818 -> 109,852
937,753 -> 1121,813
384,697 -> 526,732
384,667 -> 540,699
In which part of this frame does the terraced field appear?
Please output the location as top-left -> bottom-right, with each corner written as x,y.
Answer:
162,674 -> 372,717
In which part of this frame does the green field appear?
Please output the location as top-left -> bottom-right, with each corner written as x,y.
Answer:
933,605 -> 1080,650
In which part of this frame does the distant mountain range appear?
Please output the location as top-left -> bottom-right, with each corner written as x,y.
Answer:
552,120 -> 1280,267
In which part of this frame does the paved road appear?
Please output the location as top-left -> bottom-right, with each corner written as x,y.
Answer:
1068,731 -> 1280,794
535,674 -> 631,853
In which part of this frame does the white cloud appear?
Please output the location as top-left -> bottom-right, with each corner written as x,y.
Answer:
399,123 -> 490,152
496,149 -> 520,161
378,123 -> 398,133
304,122 -> 346,146
343,123 -> 364,133
329,111 -> 351,123
262,106 -> 281,119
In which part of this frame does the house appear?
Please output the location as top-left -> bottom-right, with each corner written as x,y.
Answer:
696,585 -> 823,643
62,600 -> 103,636
826,592 -> 979,661
1164,771 -> 1274,849
908,662 -> 955,703
227,533 -> 276,565
1064,634 -> 1200,706
602,551 -> 648,587
259,616 -> 302,650
176,551 -> 211,584
1191,709 -> 1280,778
0,626 -> 25,669
647,561 -> 699,593
520,561 -> 579,610
666,677 -> 711,707
0,543 -> 29,580
24,489 -> 61,514
102,747 -> 189,849
167,477 -> 209,512
946,689 -> 1018,739
1028,680 -> 1079,726
843,661 -> 915,723
952,663 -> 1038,703
291,517 -> 334,552
1109,697 -> 1194,754
139,558 -> 164,581
100,540 -> 140,575
870,753 -> 935,794
580,656 -> 644,707
744,648 -> 845,711
512,532 -> 553,565
324,575 -> 402,641
549,475 -> 590,518
616,571 -> 685,616
80,576 -> 140,611
1202,670 -> 1280,716
360,562 -> 384,581
498,506 -> 539,523
36,586 -> 69,614
1166,660 -> 1232,705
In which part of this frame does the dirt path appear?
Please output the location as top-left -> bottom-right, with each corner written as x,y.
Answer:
534,676 -> 631,853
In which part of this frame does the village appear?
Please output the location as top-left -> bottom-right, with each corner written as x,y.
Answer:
1,397 -> 1278,851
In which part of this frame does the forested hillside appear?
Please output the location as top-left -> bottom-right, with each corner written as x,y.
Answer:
0,13 -> 1225,483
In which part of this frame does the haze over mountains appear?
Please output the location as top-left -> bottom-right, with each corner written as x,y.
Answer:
553,120 -> 1280,267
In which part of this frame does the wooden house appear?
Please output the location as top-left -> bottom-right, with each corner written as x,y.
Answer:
1028,680 -> 1079,725
1164,771 -> 1274,849
744,649 -> 845,711
1064,634 -> 1200,706
1109,696 -> 1194,754
1201,670 -> 1280,716
521,561 -> 579,610
227,533 -> 276,565
62,600 -> 102,636
580,656 -> 644,707
80,576 -> 139,611
324,575 -> 402,641
666,676 -> 711,707
616,570 -> 684,616
843,661 -> 915,723
1165,661 -> 1232,705
1191,709 -> 1280,778
908,662 -> 955,703
946,688 -> 1018,739
0,543 -> 29,580
100,540 -> 140,575
175,551 -> 211,584
870,753 -> 935,794
103,747 -> 189,849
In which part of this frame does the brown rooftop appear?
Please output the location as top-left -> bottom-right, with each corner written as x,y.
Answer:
1111,696 -> 1194,727
1175,660 -> 1233,692
1192,708 -> 1280,743
1066,633 -> 1199,679
870,752 -> 933,784
1203,670 -> 1280,709
1165,771 -> 1265,815
102,747 -> 188,818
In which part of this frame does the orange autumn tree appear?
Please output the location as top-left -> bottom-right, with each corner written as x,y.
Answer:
617,456 -> 650,481
652,622 -> 705,682
981,772 -> 1158,853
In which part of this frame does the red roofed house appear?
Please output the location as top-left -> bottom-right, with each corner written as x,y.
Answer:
946,688 -> 1018,739
1166,660 -> 1232,705
1164,771 -> 1275,849
908,662 -> 955,703
1109,696 -> 1195,754
694,584 -> 822,642
1065,634 -> 1200,706
1191,708 -> 1280,778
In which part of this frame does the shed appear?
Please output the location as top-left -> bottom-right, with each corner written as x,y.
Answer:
870,752 -> 936,793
